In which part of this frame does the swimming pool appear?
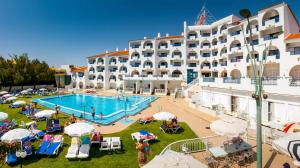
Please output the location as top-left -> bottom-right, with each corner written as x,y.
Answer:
32,94 -> 157,125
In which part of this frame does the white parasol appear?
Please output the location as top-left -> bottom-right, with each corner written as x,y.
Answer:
64,122 -> 95,137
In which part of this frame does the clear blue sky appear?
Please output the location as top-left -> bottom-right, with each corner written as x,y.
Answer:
0,0 -> 299,66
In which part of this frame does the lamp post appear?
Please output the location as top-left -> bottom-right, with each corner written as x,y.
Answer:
239,9 -> 270,168
16,150 -> 27,168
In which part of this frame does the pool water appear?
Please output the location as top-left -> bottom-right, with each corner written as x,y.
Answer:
32,94 -> 157,125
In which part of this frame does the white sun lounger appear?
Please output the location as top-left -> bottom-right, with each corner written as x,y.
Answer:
77,144 -> 90,159
111,137 -> 121,150
99,137 -> 111,152
65,137 -> 80,159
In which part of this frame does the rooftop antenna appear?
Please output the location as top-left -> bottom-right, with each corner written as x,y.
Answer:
194,4 -> 216,25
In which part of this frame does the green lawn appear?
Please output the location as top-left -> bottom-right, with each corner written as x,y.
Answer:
0,96 -> 198,168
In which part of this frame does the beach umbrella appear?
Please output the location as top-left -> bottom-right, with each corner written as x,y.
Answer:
210,118 -> 247,137
1,94 -> 12,99
143,150 -> 208,168
283,122 -> 300,134
39,88 -> 47,91
20,90 -> 29,94
0,112 -> 8,121
26,88 -> 33,91
6,96 -> 17,101
34,110 -> 55,118
1,128 -> 31,143
153,112 -> 175,121
64,122 -> 95,137
12,100 -> 26,106
0,91 -> 8,95
273,132 -> 300,166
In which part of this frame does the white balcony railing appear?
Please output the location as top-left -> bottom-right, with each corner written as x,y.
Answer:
172,55 -> 181,60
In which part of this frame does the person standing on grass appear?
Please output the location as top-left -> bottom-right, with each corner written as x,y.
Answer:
91,106 -> 95,120
54,105 -> 59,118
135,139 -> 149,167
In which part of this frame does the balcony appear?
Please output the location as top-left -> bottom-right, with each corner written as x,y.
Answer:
265,54 -> 280,62
109,62 -> 117,66
230,46 -> 241,53
290,78 -> 300,86
251,77 -> 278,85
223,77 -> 241,84
201,45 -> 210,49
144,65 -> 153,69
158,45 -> 168,50
172,55 -> 182,60
188,35 -> 197,40
119,70 -> 127,74
220,62 -> 227,66
144,45 -> 153,49
203,77 -> 215,82
202,53 -> 211,58
188,55 -> 197,60
159,65 -> 168,69
110,79 -> 116,83
263,18 -> 277,27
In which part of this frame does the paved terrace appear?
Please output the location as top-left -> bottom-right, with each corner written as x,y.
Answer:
74,90 -> 295,167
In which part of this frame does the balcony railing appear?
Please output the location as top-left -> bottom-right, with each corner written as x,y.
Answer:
290,78 -> 300,86
251,77 -> 278,85
203,77 -> 215,82
223,77 -> 241,84
290,49 -> 300,55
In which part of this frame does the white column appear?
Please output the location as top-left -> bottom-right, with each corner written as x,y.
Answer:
165,81 -> 169,95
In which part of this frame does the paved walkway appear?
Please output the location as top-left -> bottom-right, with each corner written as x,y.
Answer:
75,90 -> 295,167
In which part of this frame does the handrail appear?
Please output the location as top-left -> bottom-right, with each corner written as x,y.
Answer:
160,135 -> 220,155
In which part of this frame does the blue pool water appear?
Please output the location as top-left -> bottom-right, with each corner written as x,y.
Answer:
32,94 -> 157,125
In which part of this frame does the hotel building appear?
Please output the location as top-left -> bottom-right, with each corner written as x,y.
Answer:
67,2 -> 300,128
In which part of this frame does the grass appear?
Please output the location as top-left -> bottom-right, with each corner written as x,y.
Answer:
0,96 -> 198,168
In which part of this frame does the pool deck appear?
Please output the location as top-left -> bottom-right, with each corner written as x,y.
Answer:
74,90 -> 295,167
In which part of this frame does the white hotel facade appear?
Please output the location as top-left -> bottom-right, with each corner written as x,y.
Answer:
69,3 -> 300,128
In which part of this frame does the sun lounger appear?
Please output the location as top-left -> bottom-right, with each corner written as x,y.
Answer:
131,130 -> 157,142
160,124 -> 173,133
29,123 -> 45,138
99,137 -> 111,152
111,137 -> 121,150
53,119 -> 61,131
138,116 -> 154,124
6,152 -> 17,165
66,137 -> 80,159
91,131 -> 101,144
45,135 -> 63,155
170,125 -> 181,133
36,135 -> 52,155
78,137 -> 91,159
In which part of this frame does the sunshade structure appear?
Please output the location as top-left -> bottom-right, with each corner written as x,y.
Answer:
0,112 -> 8,121
39,88 -> 47,91
64,122 -> 95,137
1,94 -> 12,99
34,110 -> 55,118
143,150 -> 208,168
283,122 -> 300,134
1,128 -> 31,143
6,96 -> 17,101
210,117 -> 247,137
20,90 -> 29,94
0,91 -> 8,95
26,88 -> 33,91
273,132 -> 300,166
12,100 -> 26,106
153,112 -> 175,121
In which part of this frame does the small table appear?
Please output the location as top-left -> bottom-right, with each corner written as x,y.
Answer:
209,147 -> 228,158
224,141 -> 252,154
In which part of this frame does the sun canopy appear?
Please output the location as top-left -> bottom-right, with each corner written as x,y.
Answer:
1,128 -> 31,143
20,90 -> 29,94
143,150 -> 208,168
1,94 -> 12,99
64,122 -> 95,137
6,96 -> 17,101
210,117 -> 247,137
34,110 -> 55,118
12,100 -> 26,106
0,91 -> 8,95
153,112 -> 175,121
0,112 -> 8,121
273,132 -> 300,166
39,88 -> 47,91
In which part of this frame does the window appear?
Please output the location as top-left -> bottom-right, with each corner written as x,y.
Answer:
202,53 -> 210,57
159,53 -> 168,57
188,43 -> 197,48
263,33 -> 279,41
188,63 -> 197,67
230,30 -> 241,36
290,47 -> 300,55
173,62 -> 181,66
173,42 -> 181,46
212,51 -> 218,56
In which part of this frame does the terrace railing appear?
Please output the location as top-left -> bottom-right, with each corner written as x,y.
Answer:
251,77 -> 278,85
160,135 -> 222,155
203,77 -> 215,82
289,78 -> 300,86
223,77 -> 241,84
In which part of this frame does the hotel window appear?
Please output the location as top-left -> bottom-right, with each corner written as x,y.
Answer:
202,53 -> 210,57
173,62 -> 181,67
201,33 -> 210,37
290,47 -> 300,55
267,102 -> 274,122
159,53 -> 168,57
188,43 -> 197,48
212,51 -> 218,56
263,33 -> 279,41
188,63 -> 197,67
173,42 -> 181,47
262,15 -> 279,26
230,30 -> 241,36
